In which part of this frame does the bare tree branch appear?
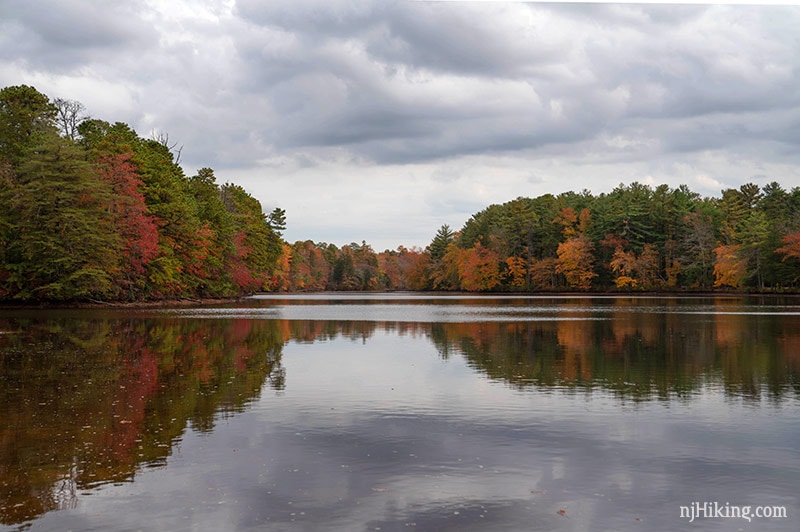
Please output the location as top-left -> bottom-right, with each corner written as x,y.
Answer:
150,129 -> 183,165
53,98 -> 88,140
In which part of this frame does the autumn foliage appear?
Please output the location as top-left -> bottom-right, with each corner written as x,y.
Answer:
713,245 -> 748,288
556,236 -> 597,290
0,85 -> 284,301
3,84 -> 800,299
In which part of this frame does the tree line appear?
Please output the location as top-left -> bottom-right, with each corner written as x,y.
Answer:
0,85 -> 286,301
2,84 -> 800,301
273,181 -> 800,293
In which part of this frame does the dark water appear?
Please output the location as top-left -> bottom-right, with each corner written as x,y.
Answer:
0,294 -> 798,531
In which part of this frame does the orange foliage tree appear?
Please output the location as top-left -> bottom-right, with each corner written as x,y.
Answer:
553,206 -> 579,238
290,240 -> 330,291
505,256 -> 527,288
530,257 -> 558,289
713,244 -> 748,288
556,235 -> 597,290
95,152 -> 159,294
609,243 -> 661,290
378,251 -> 402,288
555,208 -> 596,290
609,248 -> 638,289
270,243 -> 292,291
394,246 -> 430,290
457,243 -> 501,291
402,250 -> 431,290
431,243 -> 462,290
777,231 -> 800,261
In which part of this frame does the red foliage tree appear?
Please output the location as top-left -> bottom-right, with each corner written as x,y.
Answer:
95,152 -> 159,294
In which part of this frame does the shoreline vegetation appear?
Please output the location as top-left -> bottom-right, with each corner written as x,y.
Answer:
2,84 -> 800,304
4,290 -> 800,311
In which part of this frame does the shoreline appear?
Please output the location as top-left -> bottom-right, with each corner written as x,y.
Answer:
3,290 -> 800,309
0,297 -> 248,310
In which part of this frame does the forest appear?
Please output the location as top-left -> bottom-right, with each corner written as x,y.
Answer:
2,84 -> 800,302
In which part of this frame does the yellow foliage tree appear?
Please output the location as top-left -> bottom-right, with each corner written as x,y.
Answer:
505,256 -> 527,288
713,244 -> 748,288
556,235 -> 597,290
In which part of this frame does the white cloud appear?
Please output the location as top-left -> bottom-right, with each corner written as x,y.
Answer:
2,1 -> 799,247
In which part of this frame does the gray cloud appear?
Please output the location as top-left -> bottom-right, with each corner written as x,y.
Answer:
0,0 -> 157,69
222,2 -> 800,167
1,1 -> 799,248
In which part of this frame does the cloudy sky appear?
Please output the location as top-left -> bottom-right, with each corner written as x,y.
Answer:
2,1 -> 799,250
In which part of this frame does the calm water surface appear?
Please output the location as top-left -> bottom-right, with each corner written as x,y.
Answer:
1,294 -> 798,531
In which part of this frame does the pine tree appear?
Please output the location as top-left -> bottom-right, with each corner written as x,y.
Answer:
5,131 -> 119,300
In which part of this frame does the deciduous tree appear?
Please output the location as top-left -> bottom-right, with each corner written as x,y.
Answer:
713,244 -> 748,289
95,152 -> 159,296
556,235 -> 597,290
457,243 -> 501,292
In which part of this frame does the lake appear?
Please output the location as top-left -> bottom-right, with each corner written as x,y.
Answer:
0,294 -> 798,531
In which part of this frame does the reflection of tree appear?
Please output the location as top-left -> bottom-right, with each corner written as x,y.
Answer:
265,309 -> 799,402
424,301 -> 800,402
0,317 -> 285,526
2,301 -> 799,526
283,320 -> 378,345
267,307 -> 799,403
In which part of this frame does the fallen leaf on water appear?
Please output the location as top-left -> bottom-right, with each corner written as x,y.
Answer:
557,509 -> 567,517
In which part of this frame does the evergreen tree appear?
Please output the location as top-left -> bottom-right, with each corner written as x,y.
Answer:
3,131 -> 119,300
0,85 -> 56,167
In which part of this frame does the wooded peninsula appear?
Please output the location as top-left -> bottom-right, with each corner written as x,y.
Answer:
2,85 -> 799,302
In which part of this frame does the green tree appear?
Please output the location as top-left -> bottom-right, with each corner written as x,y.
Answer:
0,85 -> 56,166
428,224 -> 455,263
738,210 -> 770,289
497,198 -> 539,289
267,207 -> 287,236
3,131 -> 119,300
718,186 -> 752,242
188,168 -> 238,297
592,182 -> 657,253
678,210 -> 718,289
427,224 -> 455,290
758,182 -> 796,287
220,183 -> 283,292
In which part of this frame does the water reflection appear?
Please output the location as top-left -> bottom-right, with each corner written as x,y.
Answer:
429,312 -> 800,402
0,316 -> 285,526
271,303 -> 800,402
0,297 -> 798,529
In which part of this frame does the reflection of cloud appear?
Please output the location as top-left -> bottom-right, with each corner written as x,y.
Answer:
43,377 -> 799,532
166,295 -> 800,402
15,322 -> 800,531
